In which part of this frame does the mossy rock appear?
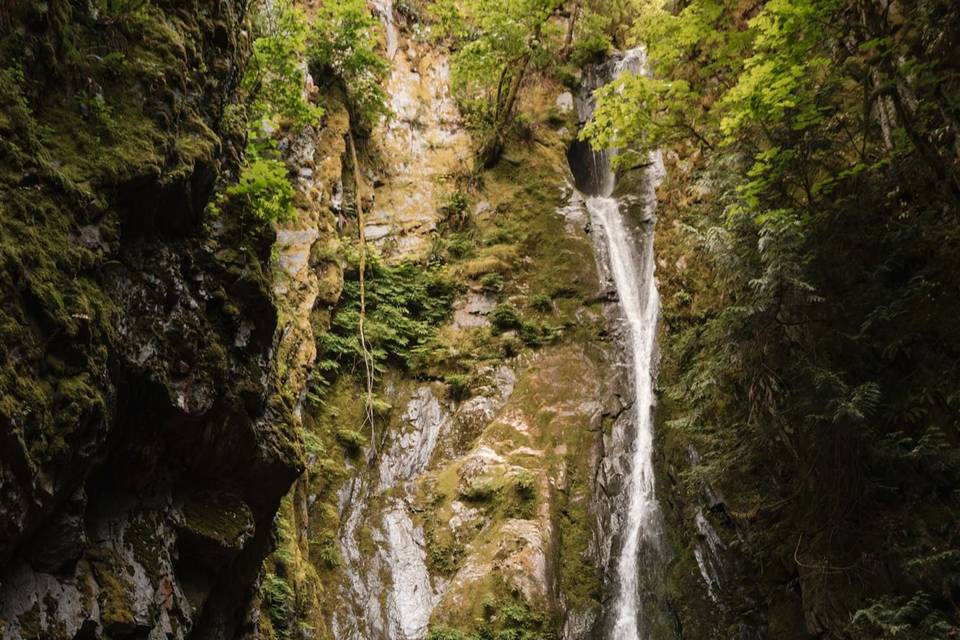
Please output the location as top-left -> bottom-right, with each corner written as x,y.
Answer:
179,492 -> 255,557
88,547 -> 139,635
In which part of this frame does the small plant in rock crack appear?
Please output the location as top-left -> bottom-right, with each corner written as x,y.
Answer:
490,303 -> 522,333
335,427 -> 367,455
530,293 -> 553,313
480,272 -> 504,293
260,573 -> 295,637
445,374 -> 472,401
313,532 -> 341,569
514,471 -> 537,501
447,233 -> 475,259
441,191 -> 470,230
460,478 -> 497,502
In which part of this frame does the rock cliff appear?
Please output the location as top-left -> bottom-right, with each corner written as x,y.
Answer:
0,2 -> 305,637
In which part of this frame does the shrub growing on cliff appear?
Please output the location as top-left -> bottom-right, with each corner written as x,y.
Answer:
445,373 -> 472,401
480,272 -> 504,293
227,0 -> 317,235
222,156 -> 295,225
514,471 -> 537,501
460,478 -> 497,502
425,527 -> 466,577
314,531 -> 342,569
490,303 -> 522,333
440,191 -> 470,230
310,0 -> 390,131
447,233 -> 475,259
245,0 -> 322,131
529,293 -> 552,313
852,593 -> 955,639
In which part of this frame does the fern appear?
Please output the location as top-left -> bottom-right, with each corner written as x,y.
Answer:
852,593 -> 954,639
317,255 -> 458,382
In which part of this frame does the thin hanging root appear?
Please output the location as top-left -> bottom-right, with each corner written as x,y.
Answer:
348,132 -> 377,457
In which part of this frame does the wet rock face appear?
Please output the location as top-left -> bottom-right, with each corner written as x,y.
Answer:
378,387 -> 449,491
0,2 -> 302,638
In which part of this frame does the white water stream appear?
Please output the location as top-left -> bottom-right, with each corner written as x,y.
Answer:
590,184 -> 663,640
573,47 -> 666,640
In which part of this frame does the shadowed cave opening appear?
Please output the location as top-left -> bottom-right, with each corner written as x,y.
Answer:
566,137 -> 610,197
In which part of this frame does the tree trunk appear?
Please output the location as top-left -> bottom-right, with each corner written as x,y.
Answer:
561,1 -> 581,62
479,54 -> 531,167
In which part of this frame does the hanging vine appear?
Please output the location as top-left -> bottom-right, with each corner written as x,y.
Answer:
347,132 -> 377,457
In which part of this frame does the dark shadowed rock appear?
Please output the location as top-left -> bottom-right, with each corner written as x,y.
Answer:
0,2 -> 303,638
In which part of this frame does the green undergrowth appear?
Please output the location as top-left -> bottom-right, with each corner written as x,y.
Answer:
429,457 -> 538,524
423,516 -> 466,578
427,591 -> 554,640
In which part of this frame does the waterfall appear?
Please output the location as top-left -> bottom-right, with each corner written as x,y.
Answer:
570,47 -> 666,640
591,183 -> 664,640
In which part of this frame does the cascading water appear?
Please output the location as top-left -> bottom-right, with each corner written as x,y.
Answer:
569,48 -> 666,640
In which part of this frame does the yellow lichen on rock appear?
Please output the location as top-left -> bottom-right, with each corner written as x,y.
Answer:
366,32 -> 474,260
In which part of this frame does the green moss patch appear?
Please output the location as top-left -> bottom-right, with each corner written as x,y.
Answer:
180,492 -> 254,554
